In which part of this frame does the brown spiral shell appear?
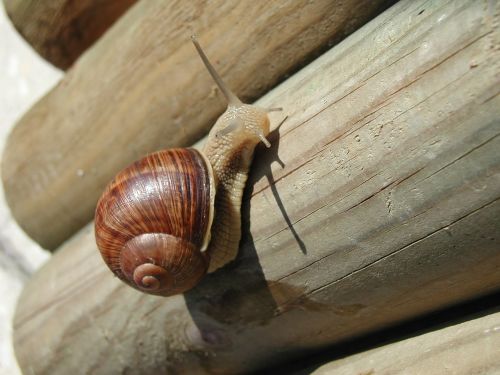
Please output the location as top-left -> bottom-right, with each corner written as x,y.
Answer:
95,148 -> 214,296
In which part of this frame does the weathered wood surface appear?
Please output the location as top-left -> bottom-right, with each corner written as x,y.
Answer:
3,0 -> 137,69
1,0 -> 393,251
13,0 -> 500,374
309,309 -> 500,375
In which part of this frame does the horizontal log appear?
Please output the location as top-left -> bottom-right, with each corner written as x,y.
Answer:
13,0 -> 500,374
3,0 -> 137,69
1,0 -> 393,251
309,309 -> 500,374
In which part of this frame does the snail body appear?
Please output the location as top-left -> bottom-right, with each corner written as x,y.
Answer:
95,37 -> 275,296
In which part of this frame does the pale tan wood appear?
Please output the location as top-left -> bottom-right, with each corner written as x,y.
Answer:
1,0 -> 394,251
3,0 -> 137,69
13,0 -> 500,374
310,310 -> 500,375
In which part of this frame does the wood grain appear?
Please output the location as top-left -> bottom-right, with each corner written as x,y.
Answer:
310,310 -> 500,374
3,0 -> 137,69
1,0 -> 394,250
13,0 -> 500,374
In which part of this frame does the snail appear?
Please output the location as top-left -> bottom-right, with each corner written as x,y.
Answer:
94,36 -> 280,296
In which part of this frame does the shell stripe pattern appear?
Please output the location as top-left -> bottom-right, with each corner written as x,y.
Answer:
95,148 -> 211,283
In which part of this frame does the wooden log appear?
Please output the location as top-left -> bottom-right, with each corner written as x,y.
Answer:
309,309 -> 500,374
13,0 -> 500,374
1,0 -> 394,251
3,0 -> 138,69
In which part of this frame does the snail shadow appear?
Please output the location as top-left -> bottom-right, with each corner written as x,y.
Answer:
251,117 -> 307,255
184,119 -> 307,351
